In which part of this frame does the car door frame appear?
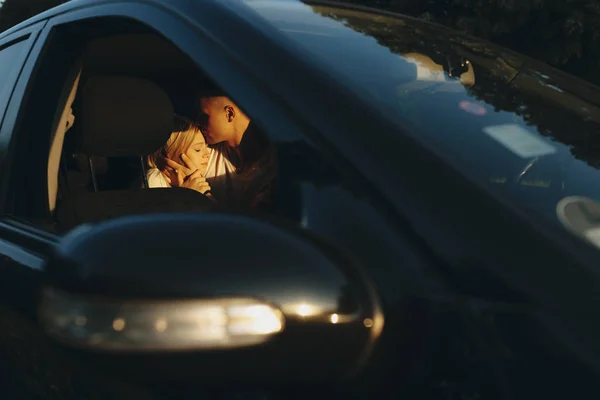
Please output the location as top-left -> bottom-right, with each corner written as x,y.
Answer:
0,19 -> 62,327
0,0 -> 330,220
0,21 -> 48,194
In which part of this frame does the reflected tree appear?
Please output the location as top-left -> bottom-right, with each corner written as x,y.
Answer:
313,6 -> 600,169
2,0 -> 600,86
466,72 -> 600,169
340,0 -> 600,86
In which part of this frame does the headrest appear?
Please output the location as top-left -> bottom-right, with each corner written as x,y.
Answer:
80,76 -> 174,157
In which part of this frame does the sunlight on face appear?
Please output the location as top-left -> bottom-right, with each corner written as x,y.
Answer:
184,132 -> 211,175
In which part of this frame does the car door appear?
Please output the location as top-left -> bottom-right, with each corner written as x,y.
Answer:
209,2 -> 600,398
0,3 -> 444,399
0,20 -> 64,399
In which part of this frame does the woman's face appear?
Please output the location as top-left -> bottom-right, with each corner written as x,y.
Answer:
184,132 -> 211,175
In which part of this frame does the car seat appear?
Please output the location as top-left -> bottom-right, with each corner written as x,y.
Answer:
55,75 -> 215,231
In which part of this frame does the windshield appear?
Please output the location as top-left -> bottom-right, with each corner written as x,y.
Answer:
244,0 -> 600,247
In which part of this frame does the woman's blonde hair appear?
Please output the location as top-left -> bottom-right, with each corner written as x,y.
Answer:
147,115 -> 202,169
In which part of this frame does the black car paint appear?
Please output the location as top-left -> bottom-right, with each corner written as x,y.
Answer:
0,0 -> 598,399
202,0 -> 600,321
199,2 -> 600,388
43,212 -> 383,387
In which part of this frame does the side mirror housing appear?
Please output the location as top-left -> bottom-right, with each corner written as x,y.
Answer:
39,213 -> 383,384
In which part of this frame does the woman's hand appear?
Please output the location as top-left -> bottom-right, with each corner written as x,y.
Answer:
181,169 -> 212,195
160,154 -> 198,187
162,167 -> 184,187
159,155 -> 211,195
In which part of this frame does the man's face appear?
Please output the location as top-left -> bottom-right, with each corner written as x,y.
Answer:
197,97 -> 234,145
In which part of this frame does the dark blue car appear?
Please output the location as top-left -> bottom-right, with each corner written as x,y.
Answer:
1,0 -> 600,398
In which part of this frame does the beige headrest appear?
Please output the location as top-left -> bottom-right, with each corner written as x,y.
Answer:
79,76 -> 174,157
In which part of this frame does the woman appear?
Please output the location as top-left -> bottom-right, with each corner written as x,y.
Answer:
146,115 -> 212,195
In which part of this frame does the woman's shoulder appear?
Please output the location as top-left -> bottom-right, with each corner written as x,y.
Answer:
147,168 -> 170,188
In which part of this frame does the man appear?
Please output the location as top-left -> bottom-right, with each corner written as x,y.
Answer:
163,88 -> 277,211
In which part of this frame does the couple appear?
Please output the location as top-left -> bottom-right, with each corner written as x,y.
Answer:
146,92 -> 276,211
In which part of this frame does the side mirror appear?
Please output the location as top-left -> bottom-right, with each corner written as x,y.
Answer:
38,213 -> 383,383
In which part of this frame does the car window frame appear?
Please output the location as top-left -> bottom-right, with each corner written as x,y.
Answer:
0,22 -> 47,181
40,0 -> 308,142
0,37 -> 33,125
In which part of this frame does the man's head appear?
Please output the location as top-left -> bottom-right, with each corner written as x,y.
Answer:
195,85 -> 250,147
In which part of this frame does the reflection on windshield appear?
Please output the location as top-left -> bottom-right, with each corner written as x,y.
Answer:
245,0 -> 600,235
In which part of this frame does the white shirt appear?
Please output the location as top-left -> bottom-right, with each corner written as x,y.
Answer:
147,168 -> 170,188
146,144 -> 276,210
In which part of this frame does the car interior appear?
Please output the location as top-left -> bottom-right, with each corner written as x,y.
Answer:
32,22 -> 276,233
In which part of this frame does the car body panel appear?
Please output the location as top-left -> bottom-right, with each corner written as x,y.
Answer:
184,0 -> 600,371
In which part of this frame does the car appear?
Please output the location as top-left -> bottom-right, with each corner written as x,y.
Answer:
1,0 -> 600,398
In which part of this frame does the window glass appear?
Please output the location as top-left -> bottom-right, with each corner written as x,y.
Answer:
0,39 -> 28,101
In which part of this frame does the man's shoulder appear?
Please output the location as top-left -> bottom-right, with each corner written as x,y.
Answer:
257,143 -> 277,170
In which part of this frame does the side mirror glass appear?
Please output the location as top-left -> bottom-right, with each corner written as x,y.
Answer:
38,213 -> 383,383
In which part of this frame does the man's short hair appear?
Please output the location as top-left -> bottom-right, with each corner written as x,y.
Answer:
196,80 -> 228,99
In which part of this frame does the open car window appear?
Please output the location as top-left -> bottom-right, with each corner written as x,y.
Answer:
11,19 -> 283,232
